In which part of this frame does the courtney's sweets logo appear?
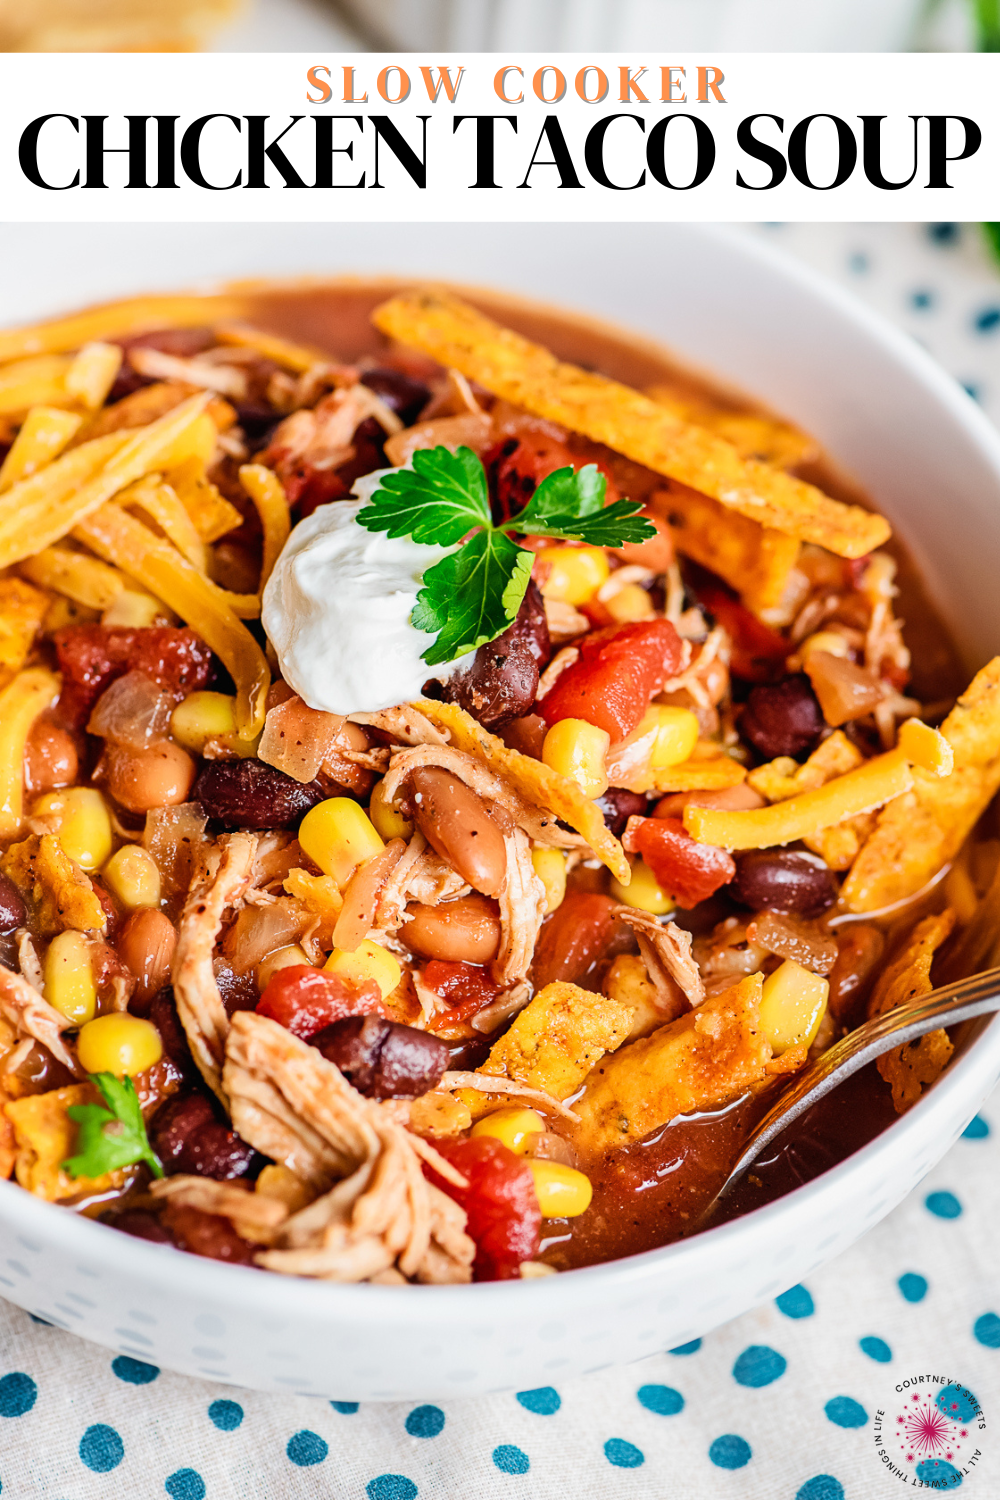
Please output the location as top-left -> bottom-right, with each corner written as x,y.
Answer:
872,1375 -> 986,1489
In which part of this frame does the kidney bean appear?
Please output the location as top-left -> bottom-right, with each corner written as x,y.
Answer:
433,580 -> 550,730
109,1208 -> 178,1245
0,873 -> 26,934
150,1092 -> 260,1180
117,909 -> 177,1005
499,713 -> 547,760
401,894 -> 502,965
159,1203 -> 257,1264
731,848 -> 838,917
193,758 -> 327,829
530,891 -> 635,991
740,675 -> 825,759
312,1013 -> 449,1099
595,787 -> 648,837
410,767 -> 507,897
142,987 -> 194,1075
360,367 -> 431,426
214,961 -> 261,1017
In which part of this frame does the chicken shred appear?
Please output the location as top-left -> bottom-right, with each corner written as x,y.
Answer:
0,963 -> 82,1077
150,1175 -> 290,1244
494,825 -> 547,986
618,908 -> 705,1016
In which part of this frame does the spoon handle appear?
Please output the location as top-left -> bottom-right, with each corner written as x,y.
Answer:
716,964 -> 1000,1199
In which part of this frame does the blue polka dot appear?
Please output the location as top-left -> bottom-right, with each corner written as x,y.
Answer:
709,1435 -> 751,1469
405,1406 -> 444,1439
797,1479 -> 845,1500
112,1355 -> 159,1385
165,1470 -> 206,1500
916,1458 -> 963,1486
898,1273 -> 928,1303
79,1424 -> 124,1473
208,1400 -> 243,1431
973,1313 -> 1000,1348
637,1384 -> 684,1416
848,251 -> 869,274
928,222 -> 960,244
0,1373 -> 36,1418
516,1388 -> 560,1415
974,307 -> 1000,334
286,1430 -> 328,1467
926,1191 -> 963,1219
27,1315 -> 51,1327
962,382 -> 982,403
604,1439 -> 644,1469
331,1401 -> 359,1414
963,1115 -> 990,1139
732,1345 -> 786,1388
937,1384 -> 979,1423
824,1396 -> 868,1428
366,1478 -> 418,1500
860,1336 -> 892,1363
669,1338 -> 701,1355
910,289 -> 935,310
493,1445 -> 530,1474
776,1285 -> 814,1319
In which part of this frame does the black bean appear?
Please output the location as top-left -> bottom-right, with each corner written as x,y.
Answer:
311,1014 -> 449,1099
150,1092 -> 260,1180
0,873 -> 26,934
143,987 -> 193,1073
731,849 -> 838,917
360,367 -> 432,426
430,580 -> 551,730
193,758 -> 326,829
595,788 -> 649,837
740,675 -> 825,759
109,1208 -> 178,1245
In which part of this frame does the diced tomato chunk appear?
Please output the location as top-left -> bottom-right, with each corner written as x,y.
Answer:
539,618 -> 684,741
427,1136 -> 541,1281
54,625 -> 213,728
485,429 -> 619,523
256,965 -> 385,1041
693,584 -> 789,683
420,960 -> 502,1023
624,815 -> 736,908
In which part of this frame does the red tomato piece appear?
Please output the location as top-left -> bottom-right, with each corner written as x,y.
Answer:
539,618 -> 684,741
256,966 -> 385,1041
624,816 -> 736,908
420,960 -> 502,1023
694,584 -> 789,683
485,429 -> 619,523
428,1136 -> 541,1281
54,625 -> 213,728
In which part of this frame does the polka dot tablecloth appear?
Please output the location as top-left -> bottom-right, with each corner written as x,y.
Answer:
2,223 -> 1000,1499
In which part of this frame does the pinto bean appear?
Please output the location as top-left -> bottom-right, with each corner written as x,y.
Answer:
432,580 -> 550,730
105,741 -> 196,814
117,909 -> 177,1005
400,894 -> 502,965
0,873 -> 26,934
24,719 -> 78,796
740,674 -> 825,759
410,767 -> 507,897
311,1013 -> 449,1099
731,849 -> 837,917
193,758 -> 326,829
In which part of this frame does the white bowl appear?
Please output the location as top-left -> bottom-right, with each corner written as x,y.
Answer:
1,223 -> 999,1399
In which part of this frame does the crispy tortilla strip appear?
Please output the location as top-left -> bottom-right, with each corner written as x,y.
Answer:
214,322 -> 331,374
646,382 -> 820,470
0,579 -> 49,681
4,1083 -> 131,1202
0,407 -> 82,492
0,355 -> 74,417
79,381 -> 237,445
0,1017 -> 18,1179
651,483 -> 802,615
868,910 -> 956,1113
373,292 -> 890,559
616,742 -> 747,797
19,545 -> 131,611
1,833 -> 106,935
168,455 -> 242,543
572,972 -> 775,1156
0,671 -> 61,840
843,659 -> 1000,913
747,730 -> 875,870
0,294 -> 246,364
412,699 -> 629,882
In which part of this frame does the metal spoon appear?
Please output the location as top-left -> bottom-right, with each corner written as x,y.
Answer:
711,964 -> 1000,1204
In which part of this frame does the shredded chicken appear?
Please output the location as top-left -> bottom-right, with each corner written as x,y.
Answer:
127,347 -> 249,400
223,1012 -> 475,1283
469,982 -> 532,1034
173,832 -> 259,1102
267,386 -> 400,483
693,916 -> 769,998
0,963 -> 81,1076
618,908 -> 704,1015
16,931 -> 44,993
150,1175 -> 290,1244
494,825 -> 547,986
536,646 -> 580,700
349,705 -> 451,746
374,832 -> 470,934
544,602 -> 589,646
382,744 -> 575,847
441,1071 -> 580,1122
660,628 -> 726,710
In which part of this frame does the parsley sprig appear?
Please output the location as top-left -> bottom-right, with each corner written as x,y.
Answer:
357,446 -> 656,666
62,1073 -> 163,1181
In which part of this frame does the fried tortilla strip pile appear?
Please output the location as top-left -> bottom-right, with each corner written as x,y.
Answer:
868,910 -> 956,1113
843,659 -> 1000,912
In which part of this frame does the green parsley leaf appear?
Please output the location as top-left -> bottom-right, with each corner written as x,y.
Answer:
511,465 -> 654,545
413,532 -> 533,667
355,445 -> 490,546
62,1073 -> 163,1181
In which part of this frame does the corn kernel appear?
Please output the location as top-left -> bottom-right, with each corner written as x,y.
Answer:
610,858 -> 674,916
528,1160 -> 593,1218
257,943 -> 312,992
537,546 -> 610,606
799,630 -> 851,662
255,1163 -> 313,1213
542,719 -> 610,800
44,930 -> 96,1026
759,959 -> 829,1054
531,847 -> 566,914
77,1013 -> 163,1077
639,705 -> 700,769
171,691 -> 238,754
299,797 -> 385,887
36,787 -> 112,872
325,937 -> 401,999
102,844 -> 161,910
101,590 -> 163,629
472,1106 -> 546,1154
369,778 -> 414,842
606,582 -> 654,622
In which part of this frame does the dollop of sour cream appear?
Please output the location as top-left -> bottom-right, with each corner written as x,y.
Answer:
261,480 -> 471,714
